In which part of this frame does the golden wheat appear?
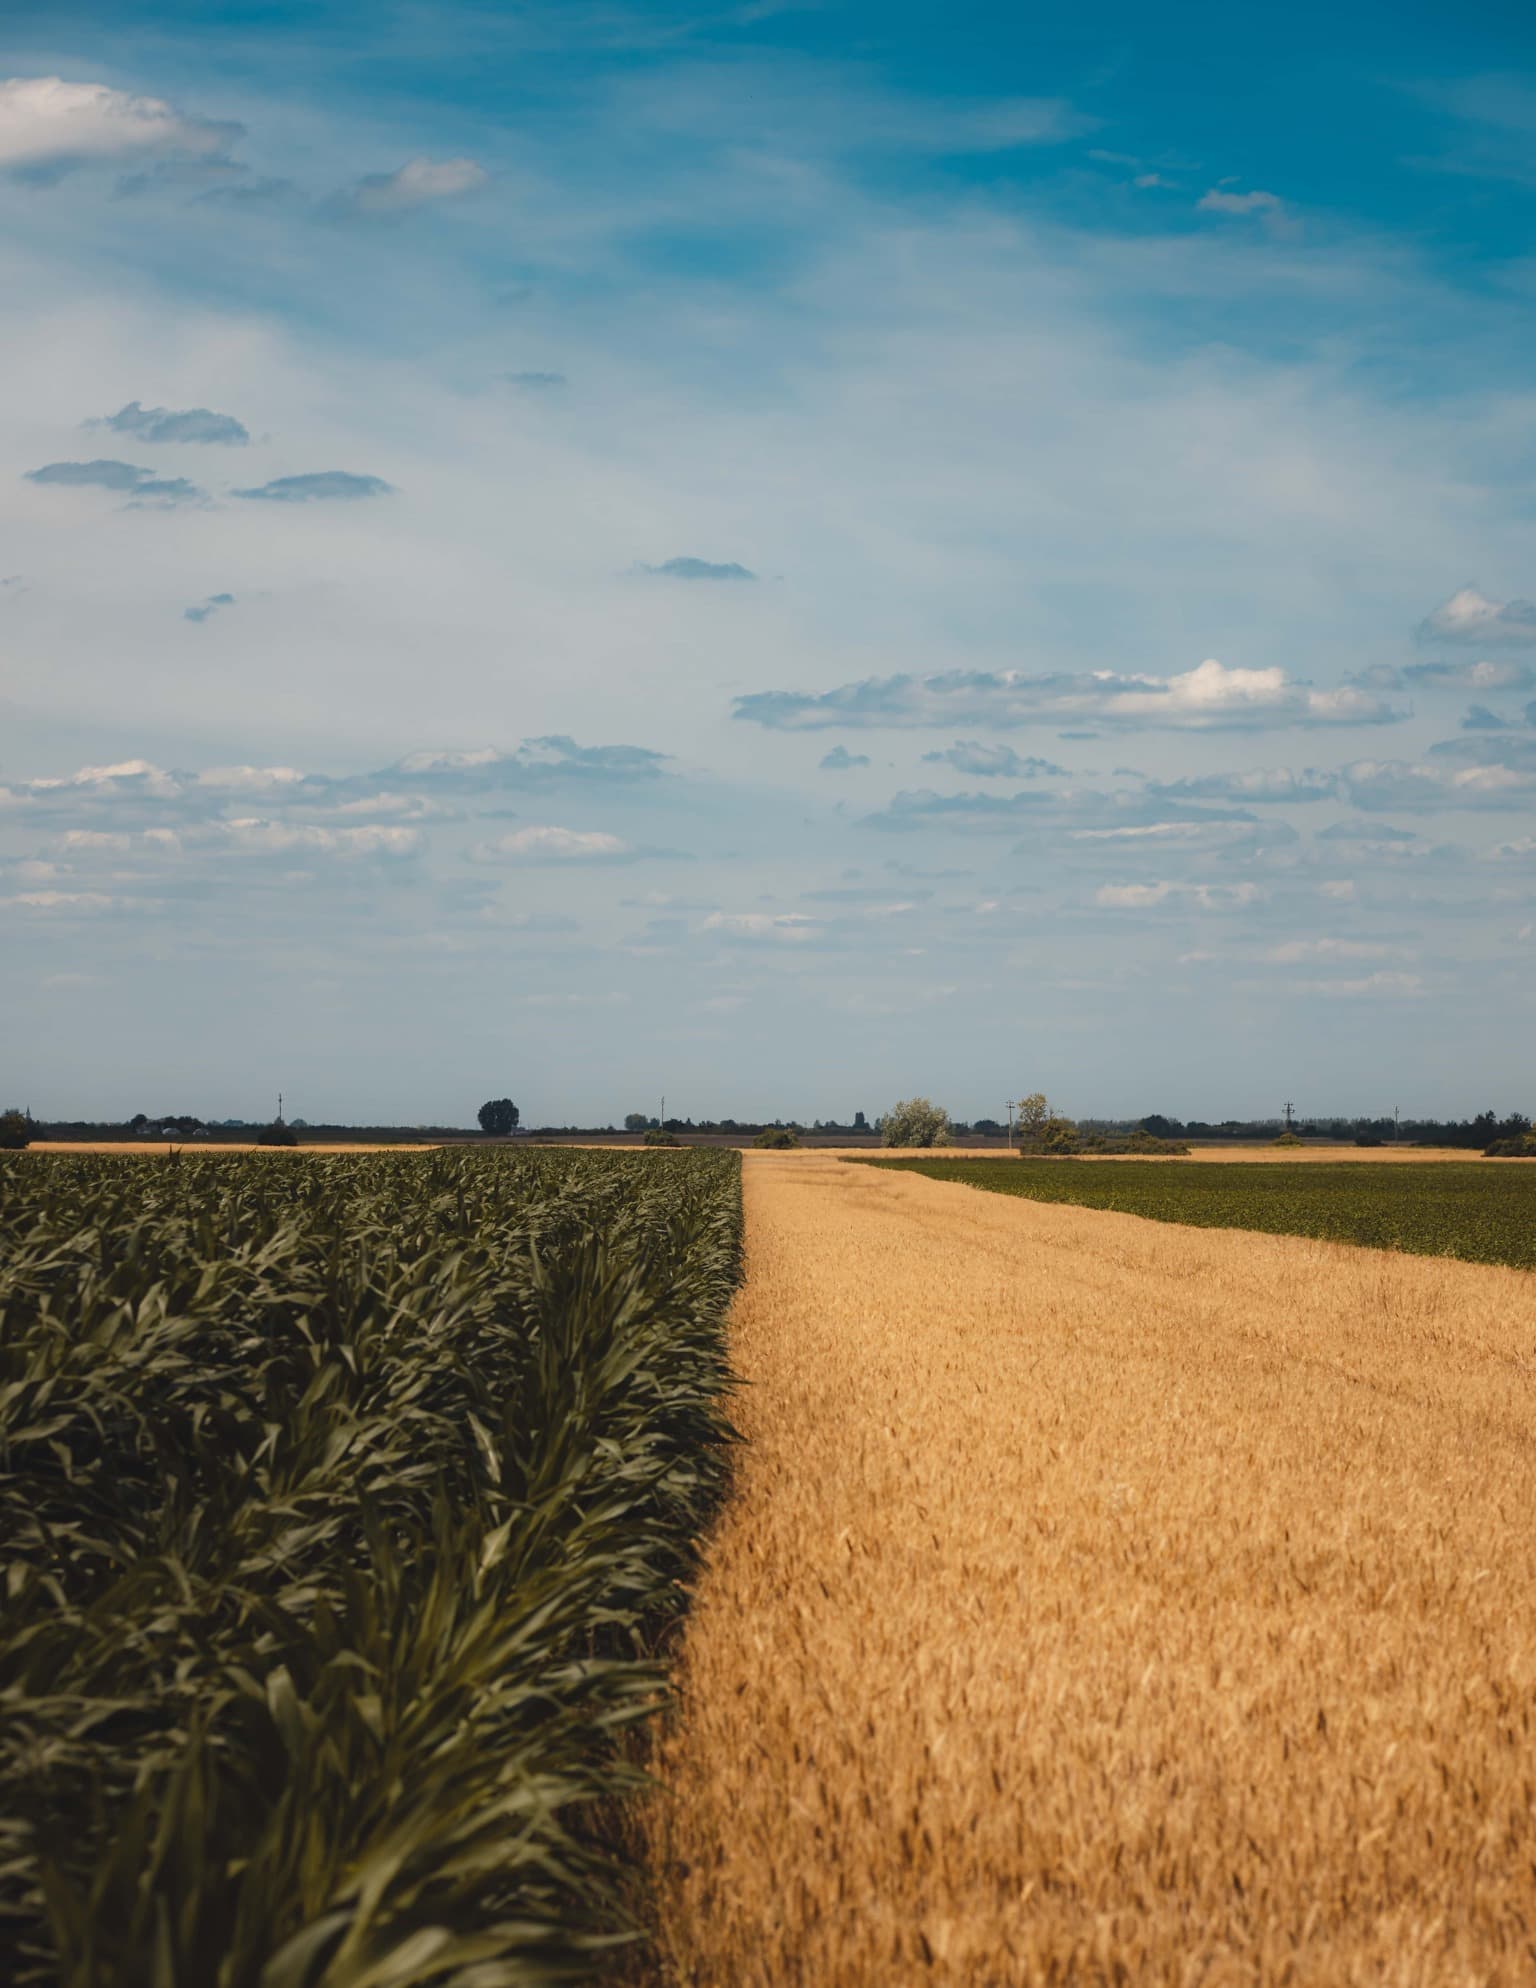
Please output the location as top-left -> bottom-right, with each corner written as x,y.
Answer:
645,1152 -> 1536,1986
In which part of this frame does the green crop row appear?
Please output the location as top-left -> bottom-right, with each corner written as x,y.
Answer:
858,1156 -> 1536,1270
0,1147 -> 742,1988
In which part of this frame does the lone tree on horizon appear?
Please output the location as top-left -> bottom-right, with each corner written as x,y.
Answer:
478,1098 -> 520,1137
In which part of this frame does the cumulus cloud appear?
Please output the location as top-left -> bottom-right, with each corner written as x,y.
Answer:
1418,587 -> 1536,647
1315,820 -> 1418,843
218,819 -> 420,858
1401,655 -> 1536,690
1287,971 -> 1423,998
469,826 -> 632,862
337,156 -> 488,215
232,471 -> 392,502
25,459 -> 204,505
0,76 -> 240,177
640,557 -> 756,581
97,400 -> 249,446
1148,767 -> 1340,804
921,742 -> 1067,777
702,911 -> 820,943
392,736 -> 667,786
1340,757 -> 1536,812
735,658 -> 1399,733
819,745 -> 870,770
1095,880 -> 1263,910
184,592 -> 235,624
1264,937 -> 1410,963
1198,188 -> 1285,216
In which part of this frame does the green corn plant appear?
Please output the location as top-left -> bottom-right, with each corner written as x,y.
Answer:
0,1148 -> 742,1987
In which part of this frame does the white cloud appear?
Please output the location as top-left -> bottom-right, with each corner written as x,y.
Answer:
1289,971 -> 1423,998
1094,880 -> 1263,910
702,911 -> 820,942
1264,937 -> 1409,963
737,659 -> 1399,733
195,765 -> 309,793
471,825 -> 630,861
0,76 -> 236,172
1418,586 -> 1536,647
220,819 -> 421,857
1198,188 -> 1285,217
342,156 -> 488,214
0,889 -> 118,912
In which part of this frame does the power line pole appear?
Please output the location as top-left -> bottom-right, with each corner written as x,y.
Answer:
1282,1099 -> 1295,1134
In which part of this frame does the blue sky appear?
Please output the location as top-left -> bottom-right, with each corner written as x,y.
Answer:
2,0 -> 1534,1124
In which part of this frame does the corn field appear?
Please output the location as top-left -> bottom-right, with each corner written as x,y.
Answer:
0,1147 -> 741,1988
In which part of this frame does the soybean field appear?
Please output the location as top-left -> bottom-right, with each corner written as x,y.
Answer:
0,1147 -> 741,1988
861,1154 -> 1536,1268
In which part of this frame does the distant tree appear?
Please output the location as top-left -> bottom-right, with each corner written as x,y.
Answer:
478,1098 -> 520,1137
880,1098 -> 952,1148
129,1112 -> 148,1132
972,1117 -> 1003,1135
753,1127 -> 800,1149
257,1119 -> 298,1147
1039,1114 -> 1080,1155
0,1108 -> 32,1150
624,1112 -> 656,1132
1139,1114 -> 1183,1140
1016,1093 -> 1049,1140
853,1110 -> 869,1131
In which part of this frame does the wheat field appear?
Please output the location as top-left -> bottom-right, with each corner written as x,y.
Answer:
644,1152 -> 1536,1986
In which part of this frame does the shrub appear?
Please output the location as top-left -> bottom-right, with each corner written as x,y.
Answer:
1127,1129 -> 1191,1156
0,1109 -> 31,1151
256,1120 -> 298,1147
1355,1135 -> 1383,1148
1040,1116 -> 1081,1156
753,1127 -> 800,1149
643,1127 -> 681,1147
1273,1132 -> 1303,1147
1484,1135 -> 1536,1158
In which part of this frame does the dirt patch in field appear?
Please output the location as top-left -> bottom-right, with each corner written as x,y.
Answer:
644,1152 -> 1536,1984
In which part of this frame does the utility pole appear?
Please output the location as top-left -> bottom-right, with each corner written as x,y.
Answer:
1282,1099 -> 1295,1134
1393,1105 -> 1400,1144
277,1090 -> 284,1123
660,1093 -> 665,1131
1006,1100 -> 1016,1152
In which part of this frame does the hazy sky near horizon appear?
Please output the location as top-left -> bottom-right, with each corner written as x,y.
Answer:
3,0 -> 1535,1125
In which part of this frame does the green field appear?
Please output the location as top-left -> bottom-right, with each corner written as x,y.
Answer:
858,1156 -> 1536,1269
0,1147 -> 741,1988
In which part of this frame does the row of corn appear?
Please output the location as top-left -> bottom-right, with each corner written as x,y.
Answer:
0,1147 -> 742,1987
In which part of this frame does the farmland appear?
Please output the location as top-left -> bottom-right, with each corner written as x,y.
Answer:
0,1147 -> 741,1987
861,1154 -> 1536,1269
647,1151 -> 1536,1984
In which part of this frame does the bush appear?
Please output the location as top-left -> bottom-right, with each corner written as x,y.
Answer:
643,1127 -> 681,1147
0,1109 -> 31,1151
256,1120 -> 298,1147
1127,1129 -> 1191,1156
1355,1135 -> 1383,1148
1272,1131 -> 1303,1147
880,1098 -> 952,1148
1484,1135 -> 1536,1158
753,1127 -> 800,1149
1039,1116 -> 1081,1156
